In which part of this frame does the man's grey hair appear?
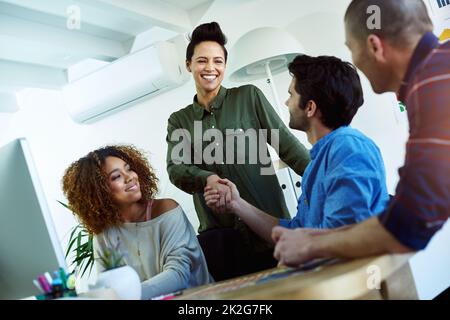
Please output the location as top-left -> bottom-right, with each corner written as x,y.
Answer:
345,0 -> 433,47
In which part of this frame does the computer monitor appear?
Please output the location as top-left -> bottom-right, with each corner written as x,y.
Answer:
0,138 -> 66,299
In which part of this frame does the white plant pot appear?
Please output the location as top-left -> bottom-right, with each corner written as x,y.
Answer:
95,265 -> 142,300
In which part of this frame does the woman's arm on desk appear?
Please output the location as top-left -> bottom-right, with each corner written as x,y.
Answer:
272,216 -> 413,267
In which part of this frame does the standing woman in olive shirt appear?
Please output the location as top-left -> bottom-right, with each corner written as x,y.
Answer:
166,22 -> 310,279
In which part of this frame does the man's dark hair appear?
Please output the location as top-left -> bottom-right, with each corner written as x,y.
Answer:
186,21 -> 228,62
288,55 -> 364,129
345,0 -> 433,47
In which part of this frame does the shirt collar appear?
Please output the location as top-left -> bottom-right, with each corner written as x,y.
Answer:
193,86 -> 227,120
310,126 -> 347,160
398,32 -> 439,102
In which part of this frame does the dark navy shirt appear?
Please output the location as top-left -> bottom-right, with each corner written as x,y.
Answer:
280,126 -> 389,229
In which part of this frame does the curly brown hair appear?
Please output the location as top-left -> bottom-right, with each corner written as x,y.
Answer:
62,145 -> 158,234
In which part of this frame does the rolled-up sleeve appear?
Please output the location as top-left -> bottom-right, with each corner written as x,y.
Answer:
252,86 -> 310,176
379,142 -> 450,250
166,114 -> 215,194
279,217 -> 301,229
320,137 -> 387,228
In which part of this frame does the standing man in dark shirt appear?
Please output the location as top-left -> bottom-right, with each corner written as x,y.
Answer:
273,0 -> 450,266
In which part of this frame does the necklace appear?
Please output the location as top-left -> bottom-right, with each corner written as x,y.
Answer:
135,199 -> 154,257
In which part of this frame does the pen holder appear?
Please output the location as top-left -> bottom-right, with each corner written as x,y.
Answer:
35,288 -> 77,300
34,268 -> 78,300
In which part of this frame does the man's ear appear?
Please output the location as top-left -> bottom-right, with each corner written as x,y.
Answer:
367,34 -> 385,62
186,60 -> 192,73
306,100 -> 317,118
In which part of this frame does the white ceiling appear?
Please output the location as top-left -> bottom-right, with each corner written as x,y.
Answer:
163,0 -> 212,11
0,0 -> 214,111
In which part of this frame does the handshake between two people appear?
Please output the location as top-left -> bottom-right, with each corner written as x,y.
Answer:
203,174 -> 242,215
203,174 -> 332,267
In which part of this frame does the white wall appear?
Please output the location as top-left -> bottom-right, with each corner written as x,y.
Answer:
410,220 -> 450,299
0,80 -> 201,241
0,81 -> 201,290
0,0 -> 448,298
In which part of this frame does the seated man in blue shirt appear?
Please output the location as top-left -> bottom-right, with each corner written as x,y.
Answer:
204,54 -> 390,243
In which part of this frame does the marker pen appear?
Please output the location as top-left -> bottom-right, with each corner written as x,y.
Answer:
38,275 -> 51,294
44,272 -> 53,286
58,267 -> 68,290
33,279 -> 44,294
151,290 -> 183,300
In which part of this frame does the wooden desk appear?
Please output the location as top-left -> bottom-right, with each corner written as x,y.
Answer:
178,253 -> 417,300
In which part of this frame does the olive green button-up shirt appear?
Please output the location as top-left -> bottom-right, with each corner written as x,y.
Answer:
166,85 -> 310,252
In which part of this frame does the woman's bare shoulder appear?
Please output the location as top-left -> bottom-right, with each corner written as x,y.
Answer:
152,198 -> 180,218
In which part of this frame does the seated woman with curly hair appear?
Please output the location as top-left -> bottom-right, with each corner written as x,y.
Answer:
62,145 -> 212,299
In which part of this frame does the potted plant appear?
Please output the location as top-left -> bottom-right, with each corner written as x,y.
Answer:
93,242 -> 142,300
59,200 -> 141,299
58,200 -> 94,277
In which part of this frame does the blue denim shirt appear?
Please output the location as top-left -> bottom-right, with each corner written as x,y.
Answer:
279,126 -> 389,229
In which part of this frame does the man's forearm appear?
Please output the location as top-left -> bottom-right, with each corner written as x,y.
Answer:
235,200 -> 280,244
313,217 -> 413,259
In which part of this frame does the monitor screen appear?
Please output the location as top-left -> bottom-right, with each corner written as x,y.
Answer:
0,138 -> 66,299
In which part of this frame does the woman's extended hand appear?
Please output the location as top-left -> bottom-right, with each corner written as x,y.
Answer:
204,177 -> 241,214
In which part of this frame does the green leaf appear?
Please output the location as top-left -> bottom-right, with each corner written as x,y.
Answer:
74,253 -> 91,262
76,231 -> 82,261
58,200 -> 95,277
96,241 -> 125,271
65,229 -> 79,258
80,257 -> 94,277
57,200 -> 72,211
65,224 -> 84,255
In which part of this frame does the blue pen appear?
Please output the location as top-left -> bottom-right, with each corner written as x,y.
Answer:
51,278 -> 64,298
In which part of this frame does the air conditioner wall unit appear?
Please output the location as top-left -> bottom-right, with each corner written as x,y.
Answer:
62,41 -> 189,123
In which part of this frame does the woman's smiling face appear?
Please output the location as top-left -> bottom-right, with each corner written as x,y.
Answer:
187,41 -> 226,95
103,156 -> 142,206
